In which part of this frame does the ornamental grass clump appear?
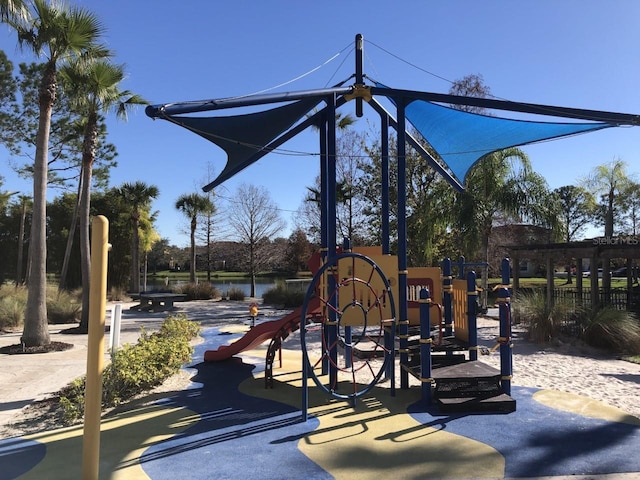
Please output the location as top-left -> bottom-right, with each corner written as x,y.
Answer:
578,306 -> 640,354
174,281 -> 219,300
0,287 -> 26,330
58,314 -> 199,423
262,283 -> 304,308
47,288 -> 81,324
512,289 -> 576,343
227,287 -> 246,301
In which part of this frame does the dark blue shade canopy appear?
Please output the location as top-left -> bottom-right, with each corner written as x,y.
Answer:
165,98 -> 322,188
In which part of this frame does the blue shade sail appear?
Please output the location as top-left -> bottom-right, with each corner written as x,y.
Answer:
404,100 -> 613,185
376,82 -> 614,185
165,98 -> 321,188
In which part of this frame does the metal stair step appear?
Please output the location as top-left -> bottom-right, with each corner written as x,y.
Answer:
437,393 -> 516,413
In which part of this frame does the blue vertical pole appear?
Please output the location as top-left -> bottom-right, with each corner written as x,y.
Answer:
320,113 -> 327,259
458,256 -> 465,279
343,238 -> 352,370
302,318 -> 308,421
442,258 -> 453,338
499,258 -> 512,395
396,98 -> 409,390
355,33 -> 364,118
319,112 -> 329,377
419,288 -> 432,405
381,113 -> 392,381
381,115 -> 390,254
467,270 -> 478,361
326,93 -> 338,389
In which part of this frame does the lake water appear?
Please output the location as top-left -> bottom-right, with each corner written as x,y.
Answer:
144,277 -> 296,298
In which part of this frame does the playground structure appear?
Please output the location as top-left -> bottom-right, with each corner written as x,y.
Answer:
204,245 -> 515,414
147,34 -> 640,417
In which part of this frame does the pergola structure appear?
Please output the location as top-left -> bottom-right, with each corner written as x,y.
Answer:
507,240 -> 640,310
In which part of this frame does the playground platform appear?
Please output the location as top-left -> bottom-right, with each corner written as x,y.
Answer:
0,300 -> 639,479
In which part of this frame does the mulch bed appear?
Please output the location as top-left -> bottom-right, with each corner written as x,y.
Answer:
0,341 -> 74,355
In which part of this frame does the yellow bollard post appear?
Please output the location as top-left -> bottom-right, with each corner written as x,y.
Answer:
82,215 -> 109,480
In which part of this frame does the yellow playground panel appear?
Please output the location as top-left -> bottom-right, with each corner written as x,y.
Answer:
338,248 -> 398,327
318,246 -> 473,346
334,247 -> 443,328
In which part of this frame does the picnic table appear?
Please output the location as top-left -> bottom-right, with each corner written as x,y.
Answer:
130,293 -> 187,312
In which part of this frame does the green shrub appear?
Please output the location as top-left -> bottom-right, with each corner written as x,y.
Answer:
512,289 -> 576,343
58,378 -> 85,424
227,287 -> 246,301
58,314 -> 200,423
174,281 -> 219,300
262,283 -> 304,308
578,307 -> 640,354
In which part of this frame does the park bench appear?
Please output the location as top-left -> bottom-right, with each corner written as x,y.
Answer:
130,293 -> 187,312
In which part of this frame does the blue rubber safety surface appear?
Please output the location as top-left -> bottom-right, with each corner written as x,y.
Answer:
0,438 -> 45,479
140,327 -> 330,480
144,327 -> 640,479
408,387 -> 640,478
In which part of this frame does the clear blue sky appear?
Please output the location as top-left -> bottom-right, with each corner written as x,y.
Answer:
1,0 -> 639,247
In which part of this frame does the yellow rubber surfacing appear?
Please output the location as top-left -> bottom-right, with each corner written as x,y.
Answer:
240,348 -> 505,480
19,404 -> 200,479
533,390 -> 640,426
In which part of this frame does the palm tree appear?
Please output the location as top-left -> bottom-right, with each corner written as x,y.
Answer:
457,147 -> 554,308
583,159 -> 633,294
0,0 -> 27,21
6,0 -> 106,347
61,59 -> 147,332
139,211 -> 160,292
118,181 -> 159,293
175,193 -> 215,283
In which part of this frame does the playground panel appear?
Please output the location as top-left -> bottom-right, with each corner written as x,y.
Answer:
338,253 -> 398,326
453,279 -> 469,343
407,267 -> 442,326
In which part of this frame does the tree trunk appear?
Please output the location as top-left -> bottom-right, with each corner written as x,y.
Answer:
77,115 -> 99,333
206,214 -> 212,282
250,241 -> 256,297
77,160 -> 93,331
59,173 -> 82,292
481,234 -> 489,311
15,199 -> 27,287
602,190 -> 615,299
23,65 -> 56,347
130,216 -> 140,293
190,218 -> 196,283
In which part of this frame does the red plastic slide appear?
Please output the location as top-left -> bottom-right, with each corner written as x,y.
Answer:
204,298 -> 320,362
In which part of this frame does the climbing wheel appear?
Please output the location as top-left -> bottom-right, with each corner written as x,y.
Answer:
300,252 -> 396,402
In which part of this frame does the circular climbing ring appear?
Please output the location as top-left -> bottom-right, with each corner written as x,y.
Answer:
300,252 -> 396,401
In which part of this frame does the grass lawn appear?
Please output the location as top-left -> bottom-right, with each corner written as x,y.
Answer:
623,355 -> 640,364
491,277 -> 631,289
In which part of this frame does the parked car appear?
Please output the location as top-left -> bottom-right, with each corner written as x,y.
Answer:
612,267 -> 628,278
611,266 -> 639,279
583,268 -> 604,278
